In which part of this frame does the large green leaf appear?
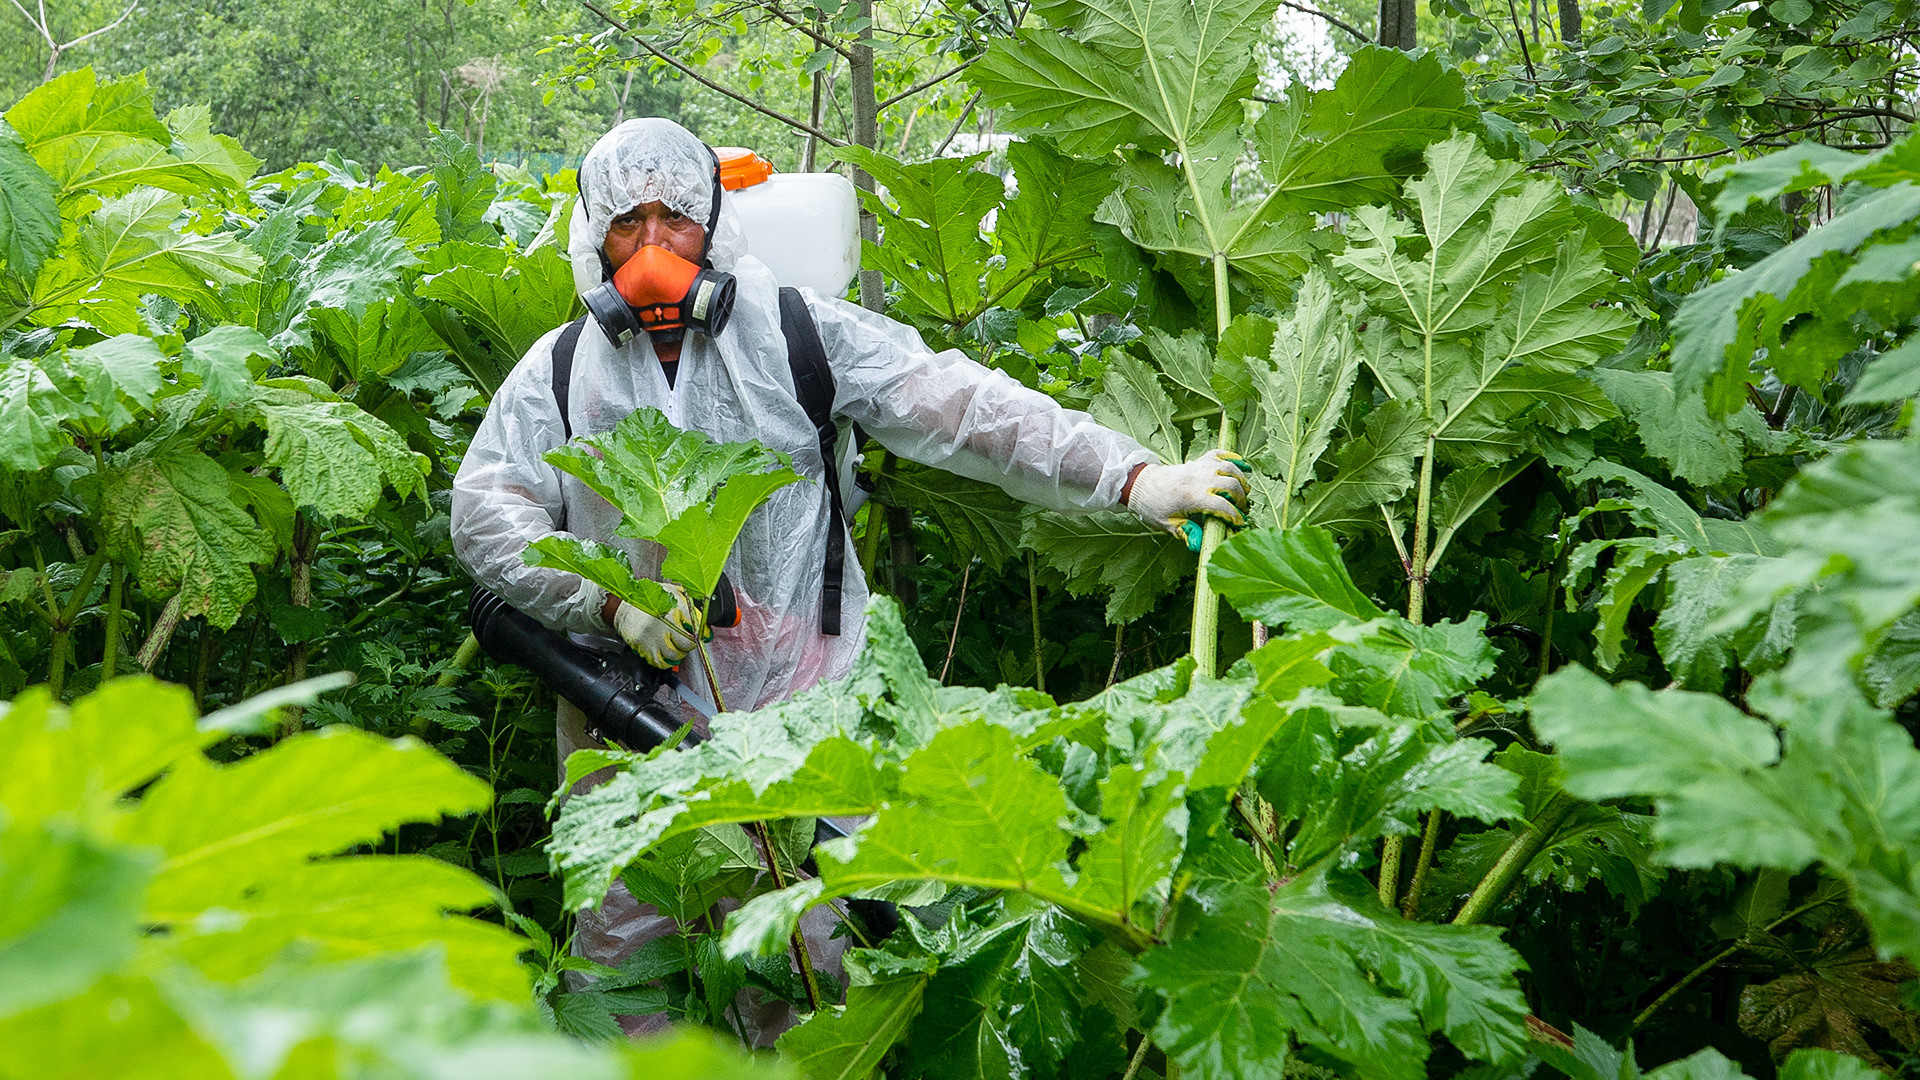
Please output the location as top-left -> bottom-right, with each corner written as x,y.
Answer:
49,333 -> 164,436
0,123 -> 60,279
0,355 -> 83,470
123,725 -> 491,914
657,466 -> 805,600
1336,135 -> 1628,457
524,537 -> 681,615
1532,667 -> 1920,965
544,407 -> 789,541
1588,367 -> 1772,487
179,324 -> 272,407
535,407 -> 800,603
416,244 -> 577,360
1699,438 -> 1920,697
976,8 -> 1463,287
1251,272 -> 1360,528
308,295 -> 447,385
777,976 -> 929,1080
1210,526 -> 1496,720
0,678 -> 779,1080
1021,507 -> 1195,624
1288,398 -> 1423,534
30,100 -> 258,199
13,187 -> 260,334
165,855 -> 531,1000
272,220 -> 422,348
814,721 -> 1079,902
834,148 -> 1000,329
1671,130 -> 1920,415
872,459 -> 1024,571
251,388 -> 425,518
1138,870 -> 1527,1080
0,824 -> 152,1020
1208,524 -> 1385,629
551,599 -> 928,910
99,444 -> 277,627
3,68 -> 171,195
1243,48 -> 1470,216
0,679 -> 204,830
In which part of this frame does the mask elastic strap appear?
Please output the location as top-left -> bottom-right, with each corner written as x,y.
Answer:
699,144 -> 723,267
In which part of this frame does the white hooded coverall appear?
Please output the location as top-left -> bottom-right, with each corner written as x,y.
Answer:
447,118 -> 1155,1037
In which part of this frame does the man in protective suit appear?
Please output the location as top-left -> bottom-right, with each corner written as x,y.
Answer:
449,117 -> 1249,1038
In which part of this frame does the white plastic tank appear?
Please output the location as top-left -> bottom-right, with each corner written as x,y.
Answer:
720,152 -> 859,297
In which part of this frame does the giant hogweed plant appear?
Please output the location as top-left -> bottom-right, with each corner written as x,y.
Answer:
852,56 -> 1642,907
964,10 -> 1480,671
552,589 -> 1538,1080
0,673 -> 786,1079
522,406 -> 804,710
0,67 -> 580,702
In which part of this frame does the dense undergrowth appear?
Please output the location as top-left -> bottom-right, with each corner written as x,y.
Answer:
3,0 -> 1920,1072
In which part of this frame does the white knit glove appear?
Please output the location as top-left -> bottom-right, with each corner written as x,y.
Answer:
610,584 -> 706,669
1124,449 -> 1252,538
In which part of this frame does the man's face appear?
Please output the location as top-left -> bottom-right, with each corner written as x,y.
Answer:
604,201 -> 706,270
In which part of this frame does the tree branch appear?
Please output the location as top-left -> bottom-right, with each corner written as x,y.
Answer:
934,90 -> 982,157
759,3 -> 856,60
64,0 -> 139,50
577,0 -> 847,146
877,57 -> 976,110
1279,0 -> 1370,43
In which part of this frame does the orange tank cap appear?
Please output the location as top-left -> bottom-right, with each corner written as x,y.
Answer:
714,147 -> 775,190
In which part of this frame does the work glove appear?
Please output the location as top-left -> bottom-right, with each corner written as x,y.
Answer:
610,583 -> 706,669
1124,449 -> 1252,550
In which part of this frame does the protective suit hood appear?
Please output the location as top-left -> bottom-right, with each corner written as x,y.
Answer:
566,117 -> 749,297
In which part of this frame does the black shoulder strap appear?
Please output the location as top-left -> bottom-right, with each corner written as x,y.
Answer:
548,316 -> 589,532
778,286 -> 846,637
551,316 -> 588,442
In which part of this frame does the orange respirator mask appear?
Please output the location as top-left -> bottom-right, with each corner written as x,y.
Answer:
583,243 -> 737,346
580,144 -> 739,347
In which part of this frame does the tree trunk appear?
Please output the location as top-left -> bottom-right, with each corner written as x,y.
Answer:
1557,0 -> 1581,42
1376,0 -> 1417,49
848,0 -> 883,314
848,0 -> 918,601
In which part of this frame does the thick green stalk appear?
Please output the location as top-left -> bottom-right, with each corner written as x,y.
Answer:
1188,253 -> 1236,677
1121,1033 -> 1153,1080
1453,794 -> 1574,925
1028,552 -> 1045,693
1405,438 -> 1437,624
436,633 -> 483,688
101,564 -> 124,681
282,513 -> 317,737
46,547 -> 107,699
138,594 -> 183,671
1378,836 -> 1403,907
1383,436 -> 1441,904
1401,810 -> 1443,917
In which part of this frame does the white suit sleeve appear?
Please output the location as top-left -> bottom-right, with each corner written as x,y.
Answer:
805,293 -> 1156,512
449,330 -> 610,635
